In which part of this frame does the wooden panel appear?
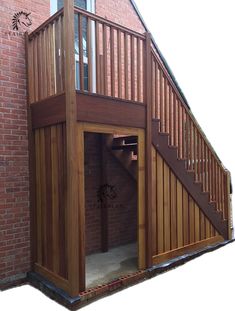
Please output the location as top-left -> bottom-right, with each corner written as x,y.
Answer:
152,149 -> 222,258
163,162 -> 171,252
27,12 -> 64,104
31,93 -> 66,129
156,152 -> 164,253
189,196 -> 195,244
176,180 -> 183,248
76,92 -> 146,128
170,172 -> 177,250
152,236 -> 224,265
34,124 -> 68,281
152,148 -> 157,255
182,188 -> 189,245
51,126 -> 60,274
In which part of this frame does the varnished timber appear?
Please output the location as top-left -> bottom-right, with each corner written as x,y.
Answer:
76,91 -> 146,128
152,235 -> 224,265
152,119 -> 228,239
64,0 -> 82,296
145,32 -> 153,267
34,263 -> 69,293
31,93 -> 66,129
25,33 -> 37,268
226,171 -> 233,240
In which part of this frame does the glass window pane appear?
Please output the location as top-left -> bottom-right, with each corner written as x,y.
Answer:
57,0 -> 87,10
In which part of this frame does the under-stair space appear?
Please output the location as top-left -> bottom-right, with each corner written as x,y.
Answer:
84,132 -> 138,289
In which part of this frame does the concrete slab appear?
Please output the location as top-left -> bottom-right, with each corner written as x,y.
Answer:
86,243 -> 138,288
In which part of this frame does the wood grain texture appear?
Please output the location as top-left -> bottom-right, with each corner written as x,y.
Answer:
76,91 -> 146,129
64,0 -> 81,296
152,149 -> 222,257
27,12 -> 64,104
34,125 -> 68,280
152,236 -> 224,265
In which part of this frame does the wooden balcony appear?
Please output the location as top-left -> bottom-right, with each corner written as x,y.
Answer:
25,4 -> 232,299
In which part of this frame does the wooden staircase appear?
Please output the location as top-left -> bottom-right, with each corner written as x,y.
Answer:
152,119 -> 228,239
106,135 -> 138,182
107,121 -> 228,240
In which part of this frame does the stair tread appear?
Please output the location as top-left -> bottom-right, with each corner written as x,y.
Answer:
112,143 -> 137,151
113,135 -> 137,144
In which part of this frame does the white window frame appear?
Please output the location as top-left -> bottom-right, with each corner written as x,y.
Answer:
50,0 -> 96,92
50,0 -> 95,15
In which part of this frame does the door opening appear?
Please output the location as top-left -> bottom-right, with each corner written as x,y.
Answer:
84,132 -> 138,288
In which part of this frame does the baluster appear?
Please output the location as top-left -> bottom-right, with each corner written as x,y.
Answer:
131,35 -> 135,101
124,32 -> 129,100
151,58 -> 155,119
117,30 -> 122,98
87,17 -> 93,92
95,21 -> 101,94
103,24 -> 108,95
137,37 -> 141,102
160,71 -> 164,132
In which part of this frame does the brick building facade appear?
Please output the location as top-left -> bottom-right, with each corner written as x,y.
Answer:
0,0 -> 144,287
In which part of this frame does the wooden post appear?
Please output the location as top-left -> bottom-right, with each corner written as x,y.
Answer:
25,33 -> 37,268
64,0 -> 84,296
145,32 -> 153,267
226,170 -> 233,240
100,134 -> 109,252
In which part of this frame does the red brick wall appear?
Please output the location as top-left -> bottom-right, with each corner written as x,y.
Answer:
0,0 -> 49,285
84,133 -> 137,255
96,0 -> 145,33
0,0 -> 143,284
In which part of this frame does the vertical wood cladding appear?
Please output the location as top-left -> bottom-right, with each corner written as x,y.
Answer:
152,147 -> 219,259
34,123 -> 68,279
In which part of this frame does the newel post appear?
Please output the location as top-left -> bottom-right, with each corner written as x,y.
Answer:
144,32 -> 153,267
64,0 -> 84,296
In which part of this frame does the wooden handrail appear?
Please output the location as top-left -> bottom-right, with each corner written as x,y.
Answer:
150,44 -> 229,220
73,6 -> 145,39
151,47 -> 224,171
28,8 -> 64,40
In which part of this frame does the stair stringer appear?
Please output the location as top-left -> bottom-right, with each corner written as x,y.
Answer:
152,119 -> 228,239
105,134 -> 137,182
151,147 -> 223,262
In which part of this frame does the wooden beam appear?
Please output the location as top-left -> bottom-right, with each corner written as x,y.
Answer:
64,0 -> 83,296
34,263 -> 69,293
76,91 -> 146,129
31,93 -> 66,129
144,32 -> 153,267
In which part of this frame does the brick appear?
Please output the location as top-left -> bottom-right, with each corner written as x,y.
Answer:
0,0 -> 143,284
0,0 -> 50,283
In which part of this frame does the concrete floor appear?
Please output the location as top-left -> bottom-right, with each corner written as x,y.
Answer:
85,243 -> 138,289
